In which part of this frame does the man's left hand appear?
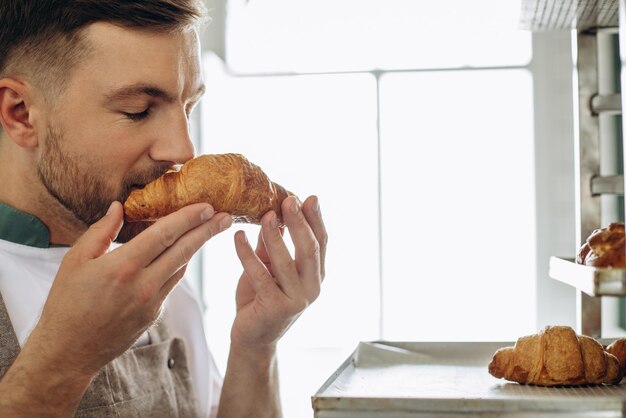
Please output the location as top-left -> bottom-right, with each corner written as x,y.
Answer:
231,194 -> 327,353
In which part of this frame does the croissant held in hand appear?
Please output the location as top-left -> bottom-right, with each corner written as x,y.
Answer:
124,154 -> 292,224
488,325 -> 623,386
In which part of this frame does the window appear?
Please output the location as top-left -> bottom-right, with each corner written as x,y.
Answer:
226,0 -> 531,72
379,69 -> 535,341
199,62 -> 380,356
198,1 -> 535,416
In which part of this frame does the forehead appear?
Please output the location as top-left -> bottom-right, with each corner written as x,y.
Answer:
70,22 -> 202,98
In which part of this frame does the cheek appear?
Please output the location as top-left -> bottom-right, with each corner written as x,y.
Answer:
50,103 -> 153,194
90,142 -> 144,181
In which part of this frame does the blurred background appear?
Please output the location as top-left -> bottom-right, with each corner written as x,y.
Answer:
182,0 -> 616,415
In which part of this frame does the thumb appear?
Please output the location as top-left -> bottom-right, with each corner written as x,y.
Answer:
73,201 -> 124,262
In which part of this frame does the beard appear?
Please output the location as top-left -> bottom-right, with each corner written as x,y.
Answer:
37,125 -> 168,243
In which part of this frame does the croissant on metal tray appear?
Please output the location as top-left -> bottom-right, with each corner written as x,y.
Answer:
606,338 -> 626,372
488,325 -> 623,386
123,153 -> 293,224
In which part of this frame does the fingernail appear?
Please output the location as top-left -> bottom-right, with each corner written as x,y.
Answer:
220,215 -> 232,230
270,213 -> 279,229
106,202 -> 116,216
312,196 -> 320,213
239,231 -> 248,245
290,198 -> 300,215
201,206 -> 214,222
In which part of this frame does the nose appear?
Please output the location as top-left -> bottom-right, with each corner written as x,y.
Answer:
149,110 -> 195,165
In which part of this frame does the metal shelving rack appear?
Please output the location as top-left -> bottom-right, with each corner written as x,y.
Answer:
523,0 -> 625,338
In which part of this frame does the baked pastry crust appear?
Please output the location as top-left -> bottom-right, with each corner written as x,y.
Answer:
576,223 -> 626,268
123,154 -> 292,224
607,338 -> 626,371
488,325 -> 623,386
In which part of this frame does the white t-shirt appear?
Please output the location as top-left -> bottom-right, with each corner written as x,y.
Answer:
0,237 -> 222,418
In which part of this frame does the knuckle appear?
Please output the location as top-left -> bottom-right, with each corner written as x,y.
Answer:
62,248 -> 79,265
252,270 -> 275,294
266,232 -> 282,246
204,222 -> 219,239
185,211 -> 196,230
136,284 -> 155,306
158,227 -> 177,248
304,240 -> 321,260
278,260 -> 293,274
255,267 -> 274,285
315,231 -> 328,248
264,269 -> 276,284
115,262 -> 140,283
88,231 -> 112,250
291,298 -> 310,314
319,231 -> 328,248
293,209 -> 307,225
178,244 -> 191,266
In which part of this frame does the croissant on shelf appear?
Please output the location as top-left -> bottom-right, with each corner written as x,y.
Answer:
123,153 -> 293,225
607,338 -> 626,372
576,222 -> 626,268
488,325 -> 623,386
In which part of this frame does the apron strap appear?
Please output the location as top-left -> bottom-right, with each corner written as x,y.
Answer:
0,291 -> 22,367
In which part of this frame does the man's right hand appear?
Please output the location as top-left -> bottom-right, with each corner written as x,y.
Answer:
0,201 -> 232,416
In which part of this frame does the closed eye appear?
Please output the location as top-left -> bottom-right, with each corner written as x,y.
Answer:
123,108 -> 151,122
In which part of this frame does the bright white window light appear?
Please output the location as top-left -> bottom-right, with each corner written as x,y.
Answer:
379,69 -> 536,341
200,55 -> 380,371
226,0 -> 530,73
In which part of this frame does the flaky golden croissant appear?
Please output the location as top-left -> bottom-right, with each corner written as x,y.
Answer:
606,338 -> 626,371
576,223 -> 626,268
123,154 -> 292,224
488,326 -> 623,386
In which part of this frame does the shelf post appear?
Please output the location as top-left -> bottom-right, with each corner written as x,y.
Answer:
573,29 -> 602,337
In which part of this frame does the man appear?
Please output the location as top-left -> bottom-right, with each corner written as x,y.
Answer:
0,1 -> 327,417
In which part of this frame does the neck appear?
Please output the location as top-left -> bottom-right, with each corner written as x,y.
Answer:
0,142 -> 85,246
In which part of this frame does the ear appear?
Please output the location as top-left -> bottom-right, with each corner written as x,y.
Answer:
0,78 -> 38,148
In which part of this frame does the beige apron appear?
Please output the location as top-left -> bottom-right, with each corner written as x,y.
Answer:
0,292 -> 201,417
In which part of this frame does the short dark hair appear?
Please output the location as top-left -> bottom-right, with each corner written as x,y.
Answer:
0,0 -> 206,102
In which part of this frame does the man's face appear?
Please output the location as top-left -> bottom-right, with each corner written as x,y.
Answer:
36,22 -> 205,242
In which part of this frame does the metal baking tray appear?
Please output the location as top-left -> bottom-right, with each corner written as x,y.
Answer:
549,256 -> 626,296
312,341 -> 626,418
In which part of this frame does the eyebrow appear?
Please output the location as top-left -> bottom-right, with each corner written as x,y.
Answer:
104,83 -> 206,104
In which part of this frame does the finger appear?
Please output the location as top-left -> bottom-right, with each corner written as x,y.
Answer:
146,212 -> 232,287
254,225 -> 285,264
254,229 -> 269,261
281,196 -> 322,291
234,230 -> 282,298
72,201 -> 124,263
252,228 -> 283,278
118,203 -> 215,267
260,209 -> 301,296
301,195 -> 327,280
